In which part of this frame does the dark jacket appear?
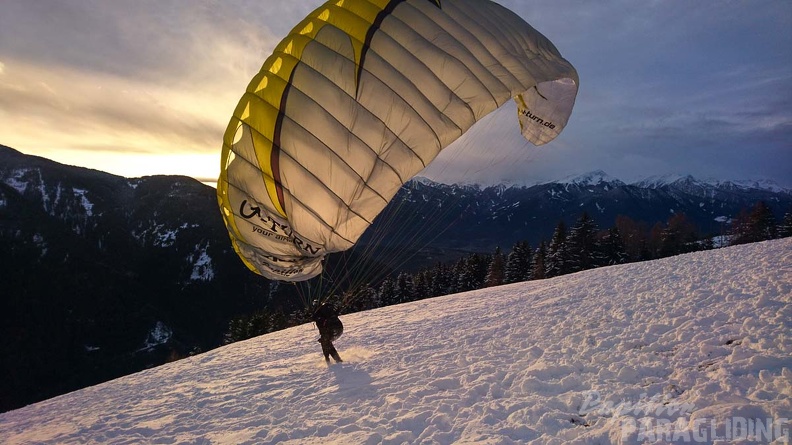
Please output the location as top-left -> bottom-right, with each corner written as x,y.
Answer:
313,303 -> 343,341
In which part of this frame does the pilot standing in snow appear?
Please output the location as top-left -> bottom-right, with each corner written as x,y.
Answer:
312,300 -> 343,364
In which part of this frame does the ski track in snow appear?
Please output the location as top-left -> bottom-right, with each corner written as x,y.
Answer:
1,239 -> 790,444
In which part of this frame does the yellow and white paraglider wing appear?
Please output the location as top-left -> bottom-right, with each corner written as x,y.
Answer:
217,0 -> 578,281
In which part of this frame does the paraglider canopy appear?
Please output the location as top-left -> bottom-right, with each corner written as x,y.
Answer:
217,0 -> 578,281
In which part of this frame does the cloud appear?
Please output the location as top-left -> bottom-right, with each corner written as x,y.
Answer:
0,0 -> 333,181
1,1 -> 284,82
0,0 -> 298,179
0,60 -> 226,151
0,0 -> 789,187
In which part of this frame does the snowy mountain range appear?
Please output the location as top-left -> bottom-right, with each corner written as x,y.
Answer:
453,170 -> 790,195
1,144 -> 790,413
379,169 -> 791,264
446,169 -> 790,196
551,170 -> 626,187
2,239 -> 789,444
632,173 -> 790,194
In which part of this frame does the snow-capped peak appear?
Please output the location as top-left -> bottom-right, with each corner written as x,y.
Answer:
411,176 -> 439,186
717,178 -> 790,194
632,174 -> 790,193
554,170 -> 624,187
633,174 -> 695,189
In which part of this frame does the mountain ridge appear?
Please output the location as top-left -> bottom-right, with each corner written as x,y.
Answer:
418,170 -> 790,195
390,169 -> 791,258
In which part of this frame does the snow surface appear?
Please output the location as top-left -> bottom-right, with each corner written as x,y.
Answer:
3,168 -> 30,194
189,243 -> 215,281
73,188 -> 94,216
1,240 -> 790,444
139,322 -> 174,352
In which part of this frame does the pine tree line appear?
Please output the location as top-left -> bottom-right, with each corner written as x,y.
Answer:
342,201 -> 791,311
224,201 -> 791,342
730,201 -> 792,245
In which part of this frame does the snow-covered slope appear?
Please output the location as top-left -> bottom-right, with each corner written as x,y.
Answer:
2,240 -> 790,445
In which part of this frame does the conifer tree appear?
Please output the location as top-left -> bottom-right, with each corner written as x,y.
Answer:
429,262 -> 450,297
780,212 -> 792,238
268,310 -> 288,334
751,201 -> 777,240
395,272 -> 416,304
731,201 -> 777,245
471,253 -> 489,288
484,246 -> 505,287
346,285 -> 378,312
545,221 -> 569,277
456,255 -> 476,292
567,212 -> 601,272
504,241 -> 532,283
379,276 -> 397,306
456,254 -> 484,292
647,222 -> 665,259
659,213 -> 698,256
615,215 -> 649,262
532,241 -> 547,280
412,270 -> 432,300
448,257 -> 461,294
600,226 -> 628,265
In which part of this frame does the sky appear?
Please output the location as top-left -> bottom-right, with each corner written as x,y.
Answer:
0,0 -> 790,187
